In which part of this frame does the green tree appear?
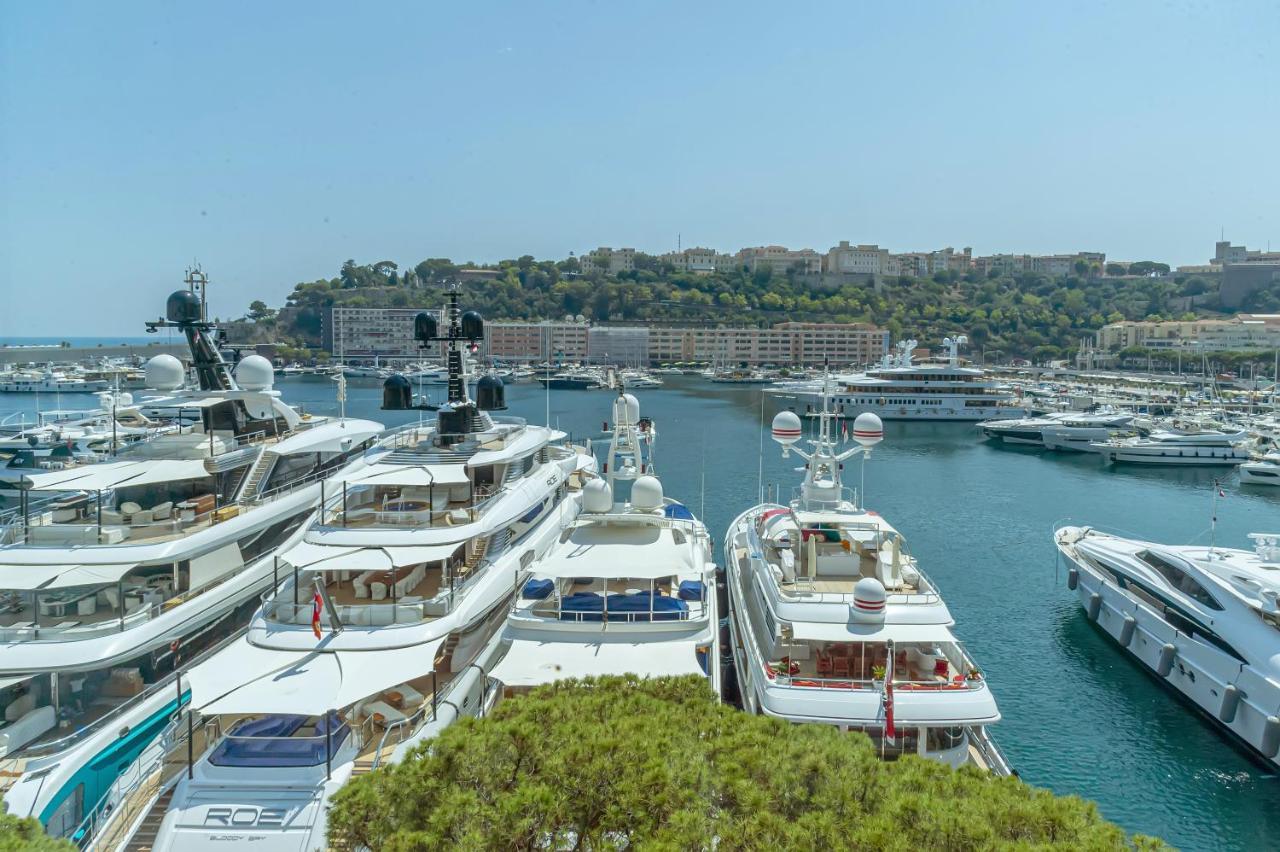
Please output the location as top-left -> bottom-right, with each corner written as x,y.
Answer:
246,300 -> 276,323
1106,262 -> 1128,276
328,676 -> 1161,851
0,811 -> 74,851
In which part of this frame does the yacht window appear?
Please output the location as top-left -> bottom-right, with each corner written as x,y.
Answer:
1137,551 -> 1223,610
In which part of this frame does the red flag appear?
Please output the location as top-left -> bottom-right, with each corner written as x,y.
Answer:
884,678 -> 895,742
312,590 -> 323,640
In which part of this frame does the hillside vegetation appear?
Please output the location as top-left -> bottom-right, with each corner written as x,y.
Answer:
231,255 -> 1224,361
327,675 -> 1163,851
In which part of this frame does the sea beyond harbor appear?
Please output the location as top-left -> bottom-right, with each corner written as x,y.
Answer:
3,372 -> 1279,851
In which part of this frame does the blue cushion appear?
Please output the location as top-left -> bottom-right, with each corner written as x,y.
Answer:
522,578 -> 554,599
664,503 -> 695,521
678,580 -> 705,601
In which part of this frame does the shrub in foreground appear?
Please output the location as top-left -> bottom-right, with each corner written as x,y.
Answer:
328,675 -> 1164,851
0,810 -> 74,852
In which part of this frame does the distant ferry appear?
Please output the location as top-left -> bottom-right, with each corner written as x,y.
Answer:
770,336 -> 1028,422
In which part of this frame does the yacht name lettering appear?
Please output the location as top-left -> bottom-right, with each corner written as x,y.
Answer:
204,807 -> 287,827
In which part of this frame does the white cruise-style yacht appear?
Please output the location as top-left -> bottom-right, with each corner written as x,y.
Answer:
1091,428 -> 1253,466
772,336 -> 1027,422
724,379 -> 1009,773
0,274 -> 384,844
1055,524 -> 1280,769
487,390 -> 719,697
101,288 -> 596,852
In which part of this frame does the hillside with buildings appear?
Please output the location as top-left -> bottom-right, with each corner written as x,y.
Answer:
229,238 -> 1280,366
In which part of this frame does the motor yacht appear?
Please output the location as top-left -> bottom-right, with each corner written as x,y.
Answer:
723,378 -> 1009,772
538,367 -> 606,390
0,370 -> 110,394
1055,525 -> 1280,769
97,287 -> 597,852
1239,450 -> 1280,486
0,276 -> 384,844
1091,429 -> 1254,466
980,410 -> 1134,449
775,337 -> 1027,422
487,391 -> 719,698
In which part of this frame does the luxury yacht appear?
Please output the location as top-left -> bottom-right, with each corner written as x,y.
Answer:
1091,428 -> 1253,466
97,287 -> 596,852
1055,525 -> 1280,769
724,379 -> 1009,773
980,410 -> 1134,449
487,391 -> 719,697
0,370 -> 110,394
538,367 -> 606,390
775,337 -> 1027,422
1240,451 -> 1280,486
0,391 -> 175,474
0,275 -> 384,844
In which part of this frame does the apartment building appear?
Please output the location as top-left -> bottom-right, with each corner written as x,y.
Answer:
973,251 -> 1105,278
737,245 -> 823,276
1213,241 -> 1280,266
484,320 -> 590,362
579,247 -> 637,275
660,247 -> 738,274
825,241 -> 893,276
325,307 -> 445,361
587,327 -> 649,365
1096,315 -> 1280,352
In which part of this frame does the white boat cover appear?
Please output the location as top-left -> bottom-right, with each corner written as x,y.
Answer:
269,419 -> 383,455
18,459 -> 212,492
788,621 -> 958,644
281,541 -> 461,571
0,563 -> 76,590
532,525 -> 699,580
490,636 -> 706,687
187,636 -> 447,716
44,562 -> 141,589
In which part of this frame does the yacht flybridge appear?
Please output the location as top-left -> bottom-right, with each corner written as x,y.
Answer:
1055,525 -> 1280,769
771,336 -> 1027,422
486,390 -> 719,697
725,378 -> 1009,772
105,285 -> 596,852
0,271 -> 384,843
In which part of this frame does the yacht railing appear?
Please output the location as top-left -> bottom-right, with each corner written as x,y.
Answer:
970,726 -> 1013,777
789,486 -> 857,512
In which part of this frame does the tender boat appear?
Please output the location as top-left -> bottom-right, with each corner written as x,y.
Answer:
723,378 -> 1009,772
487,391 -> 719,697
0,275 -> 383,843
1055,525 -> 1280,769
98,287 -> 597,852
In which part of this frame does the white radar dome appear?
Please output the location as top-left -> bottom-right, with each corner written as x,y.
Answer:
851,577 -> 887,623
612,393 -> 640,427
771,410 -> 802,446
235,355 -> 275,391
630,475 -> 664,511
145,354 -> 185,391
852,412 -> 884,447
582,479 -> 613,513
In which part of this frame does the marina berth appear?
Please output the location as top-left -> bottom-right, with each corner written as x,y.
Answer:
1055,525 -> 1280,770
0,273 -> 385,846
725,375 -> 1009,773
98,285 -> 597,852
487,390 -> 719,696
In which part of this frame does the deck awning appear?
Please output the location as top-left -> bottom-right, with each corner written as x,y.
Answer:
44,562 -> 141,589
489,636 -> 707,687
787,622 -> 958,644
18,459 -> 212,492
531,525 -> 697,580
187,637 -> 447,716
358,463 -> 469,488
280,541 -> 462,572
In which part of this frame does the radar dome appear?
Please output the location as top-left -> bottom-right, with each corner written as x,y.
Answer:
145,354 -> 185,391
582,479 -> 613,513
165,289 -> 202,324
771,410 -> 802,446
851,577 -> 887,623
631,475 -> 664,511
612,393 -> 640,427
234,355 -> 274,391
852,412 -> 883,447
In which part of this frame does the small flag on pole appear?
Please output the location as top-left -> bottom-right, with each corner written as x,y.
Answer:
312,590 -> 323,640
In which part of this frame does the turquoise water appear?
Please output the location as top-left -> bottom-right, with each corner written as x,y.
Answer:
4,374 -> 1278,849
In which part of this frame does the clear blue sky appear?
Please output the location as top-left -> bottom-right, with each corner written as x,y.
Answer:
2,1 -> 1277,336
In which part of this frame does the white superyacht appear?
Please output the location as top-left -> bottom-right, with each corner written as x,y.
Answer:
487,390 -> 719,697
724,379 -> 1009,772
1055,524 -> 1280,769
0,276 -> 383,843
103,288 -> 596,852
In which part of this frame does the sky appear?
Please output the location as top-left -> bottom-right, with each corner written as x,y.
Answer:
2,1 -> 1277,336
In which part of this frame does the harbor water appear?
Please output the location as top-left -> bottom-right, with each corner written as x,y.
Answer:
5,374 -> 1277,850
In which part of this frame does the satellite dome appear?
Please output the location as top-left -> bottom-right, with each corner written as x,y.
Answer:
145,354 -> 185,391
476,374 -> 506,411
851,577 -> 887,623
631,475 -> 664,511
852,412 -> 883,447
612,393 -> 640,427
583,479 -> 613,513
771,410 -> 802,446
234,355 -> 274,391
165,289 -> 202,324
